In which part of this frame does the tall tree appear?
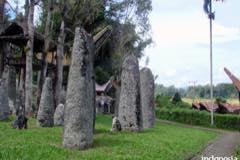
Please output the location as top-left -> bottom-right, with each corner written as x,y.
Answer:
37,0 -> 53,106
54,20 -> 65,107
25,0 -> 35,115
0,0 -> 5,78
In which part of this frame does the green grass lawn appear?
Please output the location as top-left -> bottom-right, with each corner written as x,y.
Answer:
0,114 -> 218,160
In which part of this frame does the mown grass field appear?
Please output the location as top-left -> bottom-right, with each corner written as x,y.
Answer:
183,98 -> 239,105
0,114 -> 218,160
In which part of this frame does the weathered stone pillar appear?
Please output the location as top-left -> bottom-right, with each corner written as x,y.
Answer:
0,68 -> 10,120
8,67 -> 16,114
54,103 -> 64,126
118,54 -> 142,132
140,67 -> 155,129
37,77 -> 54,127
63,27 -> 94,149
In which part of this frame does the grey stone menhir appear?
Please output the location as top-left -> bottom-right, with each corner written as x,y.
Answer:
140,67 -> 155,129
63,27 -> 95,150
7,67 -> 17,114
37,77 -> 54,127
0,69 -> 10,120
54,103 -> 64,126
118,54 -> 143,132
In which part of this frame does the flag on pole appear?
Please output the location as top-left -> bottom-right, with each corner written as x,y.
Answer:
203,0 -> 210,14
203,0 -> 224,19
203,0 -> 215,19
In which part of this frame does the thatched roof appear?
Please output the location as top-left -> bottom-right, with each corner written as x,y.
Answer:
94,25 -> 112,53
224,67 -> 240,92
96,78 -> 113,93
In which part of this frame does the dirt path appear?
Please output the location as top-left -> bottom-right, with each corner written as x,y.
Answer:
158,120 -> 240,159
191,132 -> 240,159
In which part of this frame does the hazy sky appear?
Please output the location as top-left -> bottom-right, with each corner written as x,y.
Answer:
140,0 -> 240,87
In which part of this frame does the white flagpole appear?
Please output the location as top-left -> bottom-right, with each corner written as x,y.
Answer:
209,0 -> 214,125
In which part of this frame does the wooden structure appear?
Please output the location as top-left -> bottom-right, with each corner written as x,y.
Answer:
0,22 -> 56,70
0,22 -> 113,70
192,102 -> 201,110
224,67 -> 240,102
192,101 -> 240,114
95,77 -> 116,114
199,102 -> 219,112
218,103 -> 240,114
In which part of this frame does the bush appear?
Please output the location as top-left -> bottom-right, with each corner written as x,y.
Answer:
155,95 -> 191,109
156,108 -> 240,130
172,92 -> 182,104
215,97 -> 227,104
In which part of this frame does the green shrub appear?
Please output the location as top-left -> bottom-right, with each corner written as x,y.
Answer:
155,95 -> 191,109
156,108 -> 240,130
172,92 -> 182,104
215,97 -> 227,104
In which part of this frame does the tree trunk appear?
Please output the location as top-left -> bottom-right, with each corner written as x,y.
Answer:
25,0 -> 34,116
23,0 -> 29,34
37,0 -> 53,107
19,68 -> 25,91
0,0 -> 5,78
54,20 -> 65,107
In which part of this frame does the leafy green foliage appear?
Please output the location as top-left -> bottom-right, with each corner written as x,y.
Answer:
172,92 -> 182,104
156,108 -> 240,131
155,95 -> 191,109
155,83 -> 239,99
35,0 -> 153,83
215,97 -> 227,104
0,115 -> 217,160
95,66 -> 111,84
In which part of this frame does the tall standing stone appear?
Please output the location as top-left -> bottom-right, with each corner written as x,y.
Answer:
59,89 -> 66,105
63,27 -> 95,149
54,103 -> 64,126
118,54 -> 142,132
140,67 -> 155,129
37,77 -> 54,127
8,67 -> 16,114
0,68 -> 10,120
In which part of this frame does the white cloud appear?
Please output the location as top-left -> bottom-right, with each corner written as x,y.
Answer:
150,11 -> 240,48
141,0 -> 240,87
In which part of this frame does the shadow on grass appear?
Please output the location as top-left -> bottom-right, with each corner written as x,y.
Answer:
92,137 -> 132,149
94,129 -> 109,134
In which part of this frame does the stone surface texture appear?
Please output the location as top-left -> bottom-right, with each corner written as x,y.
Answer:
37,77 -> 54,127
118,54 -> 143,132
54,103 -> 64,126
0,68 -> 10,120
140,67 -> 155,129
63,27 -> 95,149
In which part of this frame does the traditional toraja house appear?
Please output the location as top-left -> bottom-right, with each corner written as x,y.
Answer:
192,102 -> 201,110
192,102 -> 240,114
224,67 -> 240,103
36,25 -> 113,67
0,22 -> 56,71
95,77 -> 116,114
192,102 -> 219,112
0,22 -> 112,72
199,102 -> 219,112
218,103 -> 240,114
0,22 -> 113,88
